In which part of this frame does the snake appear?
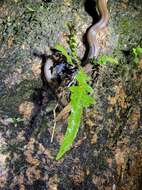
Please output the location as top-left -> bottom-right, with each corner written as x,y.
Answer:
44,0 -> 109,81
86,0 -> 109,59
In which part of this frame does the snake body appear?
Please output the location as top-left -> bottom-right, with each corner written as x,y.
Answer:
44,0 -> 109,81
87,0 -> 109,59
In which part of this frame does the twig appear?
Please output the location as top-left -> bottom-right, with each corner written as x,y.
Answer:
51,104 -> 58,143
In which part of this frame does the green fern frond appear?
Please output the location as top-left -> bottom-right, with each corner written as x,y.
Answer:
56,69 -> 94,160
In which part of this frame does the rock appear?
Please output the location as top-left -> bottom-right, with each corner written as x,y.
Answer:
0,0 -> 142,190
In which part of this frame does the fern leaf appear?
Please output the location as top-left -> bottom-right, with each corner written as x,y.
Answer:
56,70 -> 94,160
54,44 -> 74,65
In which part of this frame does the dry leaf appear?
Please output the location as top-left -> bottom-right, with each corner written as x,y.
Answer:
55,104 -> 71,122
7,34 -> 14,48
19,101 -> 35,119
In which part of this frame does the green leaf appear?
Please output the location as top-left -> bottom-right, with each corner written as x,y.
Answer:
54,44 -> 74,65
132,46 -> 142,65
133,47 -> 142,57
97,55 -> 118,65
56,70 -> 94,160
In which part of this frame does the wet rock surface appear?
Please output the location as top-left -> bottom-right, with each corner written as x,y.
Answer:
0,0 -> 142,189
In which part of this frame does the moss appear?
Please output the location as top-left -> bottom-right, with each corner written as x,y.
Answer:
117,13 -> 142,50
